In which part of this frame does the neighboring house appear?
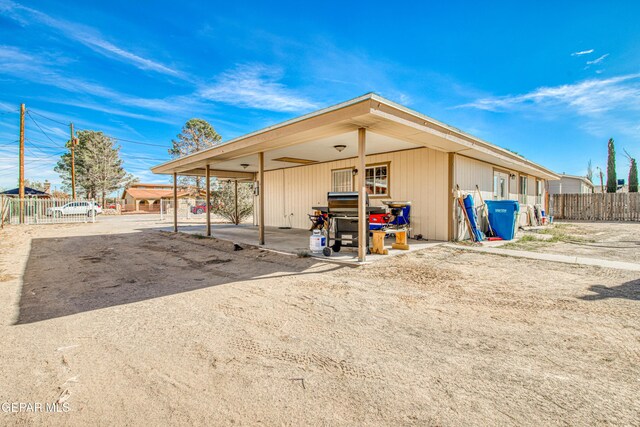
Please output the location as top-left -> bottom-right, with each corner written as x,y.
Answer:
152,93 -> 558,252
122,183 -> 192,212
548,174 -> 594,195
0,186 -> 51,198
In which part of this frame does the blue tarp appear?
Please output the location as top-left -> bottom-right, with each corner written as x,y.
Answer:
463,194 -> 484,242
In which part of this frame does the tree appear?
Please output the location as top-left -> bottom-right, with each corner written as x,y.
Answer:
586,159 -> 593,183
625,150 -> 638,193
24,179 -> 46,191
211,180 -> 253,225
168,119 -> 222,192
55,130 -> 133,204
606,138 -> 617,193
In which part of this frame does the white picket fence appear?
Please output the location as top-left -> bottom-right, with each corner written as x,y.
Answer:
0,197 -> 98,226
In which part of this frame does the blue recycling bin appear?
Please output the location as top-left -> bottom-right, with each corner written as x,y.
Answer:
485,200 -> 519,240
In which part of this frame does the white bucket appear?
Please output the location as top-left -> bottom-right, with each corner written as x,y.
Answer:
309,230 -> 326,253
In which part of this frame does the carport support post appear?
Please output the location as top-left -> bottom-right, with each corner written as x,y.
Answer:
234,179 -> 239,225
258,152 -> 265,245
205,166 -> 211,237
358,128 -> 367,262
173,172 -> 178,232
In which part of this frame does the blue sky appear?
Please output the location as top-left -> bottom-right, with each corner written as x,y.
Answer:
0,0 -> 639,191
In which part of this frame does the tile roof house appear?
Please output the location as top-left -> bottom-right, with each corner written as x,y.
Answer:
122,183 -> 192,212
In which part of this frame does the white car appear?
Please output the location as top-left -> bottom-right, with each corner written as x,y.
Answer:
47,201 -> 102,217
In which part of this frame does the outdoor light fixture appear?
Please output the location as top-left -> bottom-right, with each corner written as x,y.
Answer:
241,163 -> 249,169
333,144 -> 346,152
352,168 -> 358,176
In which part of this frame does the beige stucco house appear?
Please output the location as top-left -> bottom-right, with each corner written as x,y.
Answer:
151,93 -> 558,260
122,183 -> 192,212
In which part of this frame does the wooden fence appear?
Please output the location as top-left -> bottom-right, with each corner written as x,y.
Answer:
551,193 -> 640,221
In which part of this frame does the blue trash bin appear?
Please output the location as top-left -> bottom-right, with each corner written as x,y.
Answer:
485,200 -> 519,240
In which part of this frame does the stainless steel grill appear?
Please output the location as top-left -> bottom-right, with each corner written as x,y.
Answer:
326,191 -> 364,217
322,192 -> 372,256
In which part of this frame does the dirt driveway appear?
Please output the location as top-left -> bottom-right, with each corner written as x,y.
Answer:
0,217 -> 638,426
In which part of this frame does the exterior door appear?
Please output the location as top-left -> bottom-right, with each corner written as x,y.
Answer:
493,171 -> 509,200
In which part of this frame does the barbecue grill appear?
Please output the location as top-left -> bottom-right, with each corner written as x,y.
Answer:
310,192 -> 384,257
324,192 -> 365,256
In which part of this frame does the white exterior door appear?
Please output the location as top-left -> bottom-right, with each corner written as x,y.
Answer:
493,171 -> 509,200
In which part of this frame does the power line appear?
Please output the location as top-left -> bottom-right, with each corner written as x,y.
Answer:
0,158 -> 52,178
27,109 -> 69,126
29,110 -> 168,149
24,147 -> 63,160
73,126 -> 167,148
26,111 -> 64,147
25,143 -> 66,159
25,138 -> 66,151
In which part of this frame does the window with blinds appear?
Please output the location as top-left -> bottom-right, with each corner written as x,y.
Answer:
331,168 -> 353,192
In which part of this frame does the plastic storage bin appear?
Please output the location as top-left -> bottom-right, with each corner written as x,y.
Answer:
485,200 -> 519,240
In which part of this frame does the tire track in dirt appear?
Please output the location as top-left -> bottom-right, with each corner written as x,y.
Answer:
229,337 -> 384,381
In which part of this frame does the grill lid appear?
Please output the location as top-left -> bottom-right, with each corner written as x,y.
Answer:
327,192 -> 368,214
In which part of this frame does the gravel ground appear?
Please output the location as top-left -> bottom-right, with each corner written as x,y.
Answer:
506,221 -> 640,263
0,217 -> 638,426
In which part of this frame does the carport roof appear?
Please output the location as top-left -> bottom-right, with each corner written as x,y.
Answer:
151,93 -> 559,180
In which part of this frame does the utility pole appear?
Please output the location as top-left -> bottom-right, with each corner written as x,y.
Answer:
18,103 -> 25,224
70,122 -> 76,199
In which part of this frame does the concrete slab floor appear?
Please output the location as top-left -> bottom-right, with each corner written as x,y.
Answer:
160,222 -> 443,264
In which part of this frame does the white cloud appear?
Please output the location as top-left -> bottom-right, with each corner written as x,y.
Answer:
571,49 -> 594,56
198,64 -> 316,112
0,0 -> 183,78
586,53 -> 609,65
459,74 -> 640,115
0,46 -> 195,122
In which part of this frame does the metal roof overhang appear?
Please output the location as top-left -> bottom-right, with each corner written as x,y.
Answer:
151,93 -> 559,181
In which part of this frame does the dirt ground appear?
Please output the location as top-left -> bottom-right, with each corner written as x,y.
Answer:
505,221 -> 640,263
0,217 -> 638,426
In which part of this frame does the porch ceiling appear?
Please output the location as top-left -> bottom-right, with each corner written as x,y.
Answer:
204,130 -> 417,173
152,93 -> 559,180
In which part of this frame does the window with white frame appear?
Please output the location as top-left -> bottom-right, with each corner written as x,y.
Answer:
365,163 -> 389,197
519,175 -> 528,204
331,168 -> 353,192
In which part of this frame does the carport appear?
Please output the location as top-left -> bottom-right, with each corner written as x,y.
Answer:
151,93 -> 558,262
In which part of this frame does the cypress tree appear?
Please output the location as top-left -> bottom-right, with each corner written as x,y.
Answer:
606,138 -> 617,193
629,157 -> 638,193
